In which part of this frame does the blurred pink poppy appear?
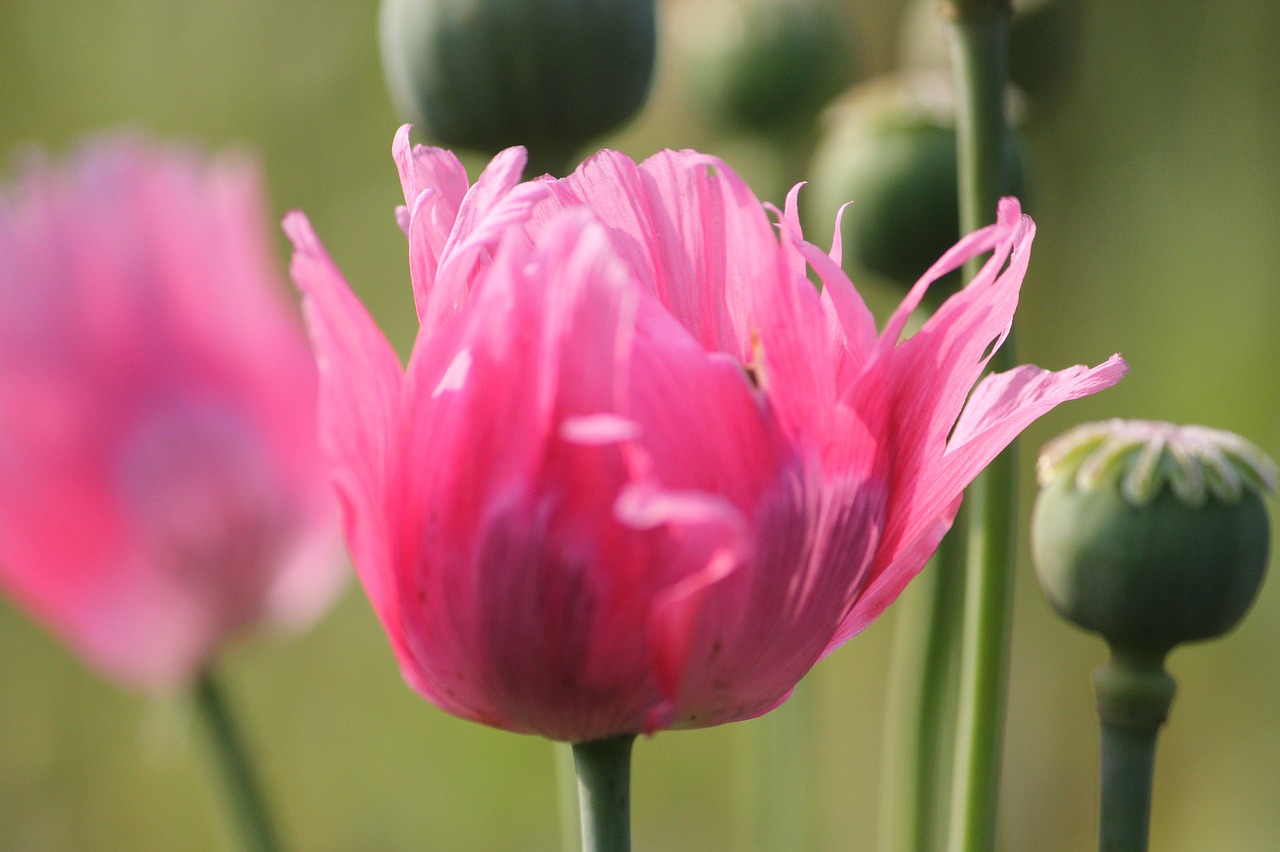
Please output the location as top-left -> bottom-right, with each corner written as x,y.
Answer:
0,134 -> 344,690
286,126 -> 1124,742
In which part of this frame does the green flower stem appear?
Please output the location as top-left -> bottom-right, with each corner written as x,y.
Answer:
1092,652 -> 1177,852
947,462 -> 1017,852
193,669 -> 281,852
948,0 -> 1015,247
880,527 -> 966,852
572,735 -> 636,852
944,3 -> 1016,852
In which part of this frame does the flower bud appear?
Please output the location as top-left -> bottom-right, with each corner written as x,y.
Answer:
805,74 -> 1024,290
379,0 -> 656,175
1031,420 -> 1274,656
682,0 -> 856,139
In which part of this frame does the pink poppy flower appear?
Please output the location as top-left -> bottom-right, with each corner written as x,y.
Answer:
286,125 -> 1125,742
0,135 -> 344,691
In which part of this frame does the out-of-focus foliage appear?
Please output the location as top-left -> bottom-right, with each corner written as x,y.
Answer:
805,73 -> 1024,292
1,1 -> 1279,850
680,0 -> 856,139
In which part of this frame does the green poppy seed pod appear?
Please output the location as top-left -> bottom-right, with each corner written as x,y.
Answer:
684,0 -> 856,139
1031,420 -> 1275,656
804,74 -> 1024,291
379,0 -> 657,175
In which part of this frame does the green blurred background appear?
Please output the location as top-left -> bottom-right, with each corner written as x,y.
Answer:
1,1 -> 1277,849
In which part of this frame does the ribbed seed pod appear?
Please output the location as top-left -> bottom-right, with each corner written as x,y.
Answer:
379,0 -> 657,176
1032,419 -> 1274,655
805,74 -> 1024,291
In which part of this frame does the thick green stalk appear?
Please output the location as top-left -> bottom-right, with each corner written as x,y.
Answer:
947,465 -> 1017,852
880,527 -> 966,852
1092,652 -> 1177,852
944,3 -> 1016,852
193,669 -> 281,852
949,0 -> 1014,246
573,735 -> 636,852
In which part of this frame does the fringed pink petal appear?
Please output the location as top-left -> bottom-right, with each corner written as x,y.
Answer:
879,198 -> 1025,353
788,233 -> 879,378
944,356 -> 1129,486
616,484 -> 751,721
664,459 -> 884,728
746,238 -> 841,445
392,128 -> 471,322
824,497 -> 960,654
390,213 -> 655,736
414,151 -> 547,333
822,198 -> 1126,649
855,201 -> 1033,527
393,132 -> 546,331
392,124 -> 470,214
537,149 -> 776,361
776,187 -> 879,367
285,212 -> 403,624
771,185 -> 807,279
646,545 -> 742,716
829,356 -> 1127,649
444,146 -> 529,249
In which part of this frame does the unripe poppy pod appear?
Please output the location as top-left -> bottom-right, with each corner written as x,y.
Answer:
1032,420 -> 1274,656
805,74 -> 1024,291
379,0 -> 657,176
687,0 -> 856,139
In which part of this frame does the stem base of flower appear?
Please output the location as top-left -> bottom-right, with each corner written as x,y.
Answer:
572,735 -> 635,852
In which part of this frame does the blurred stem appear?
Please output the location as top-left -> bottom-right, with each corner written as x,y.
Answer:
573,735 -> 635,852
944,3 -> 1016,852
880,525 -> 966,852
557,743 -> 583,851
742,680 -> 815,850
949,0 -> 1014,249
193,669 -> 280,852
948,457 -> 1017,852
1092,651 -> 1177,852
